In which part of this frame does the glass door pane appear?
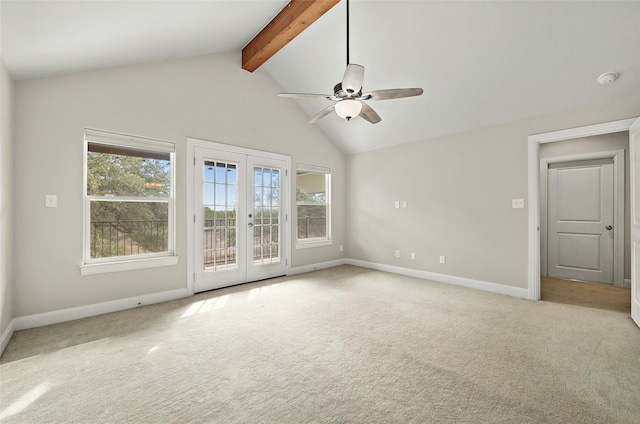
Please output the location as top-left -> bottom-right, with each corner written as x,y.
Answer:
253,166 -> 281,265
203,161 -> 238,272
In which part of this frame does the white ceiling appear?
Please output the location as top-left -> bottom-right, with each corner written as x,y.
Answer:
1,1 -> 639,154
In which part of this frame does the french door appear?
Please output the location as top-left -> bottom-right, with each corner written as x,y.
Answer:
193,144 -> 290,292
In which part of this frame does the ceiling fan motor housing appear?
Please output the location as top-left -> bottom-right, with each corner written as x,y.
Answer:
334,82 -> 362,98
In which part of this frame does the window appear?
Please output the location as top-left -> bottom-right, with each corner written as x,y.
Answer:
81,129 -> 177,275
296,164 -> 331,248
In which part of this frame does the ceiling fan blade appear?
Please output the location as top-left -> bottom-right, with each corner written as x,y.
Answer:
309,105 -> 336,124
359,103 -> 381,124
279,93 -> 333,99
342,64 -> 364,94
361,88 -> 423,101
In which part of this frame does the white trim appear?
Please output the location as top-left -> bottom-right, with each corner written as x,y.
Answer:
528,118 -> 638,300
1,319 -> 15,357
79,255 -> 179,275
289,259 -> 347,275
624,278 -> 631,289
540,150 -> 625,287
296,239 -> 333,249
529,119 -> 636,144
13,288 -> 189,331
187,138 -> 289,160
85,128 -> 175,153
347,259 -> 529,299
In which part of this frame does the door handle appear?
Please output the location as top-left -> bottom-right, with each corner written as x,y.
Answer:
605,225 -> 613,230
248,222 -> 253,227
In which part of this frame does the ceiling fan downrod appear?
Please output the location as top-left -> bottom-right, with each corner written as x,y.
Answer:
346,0 -> 350,67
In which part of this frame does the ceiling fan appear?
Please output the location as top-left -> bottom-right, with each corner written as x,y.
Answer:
279,0 -> 423,124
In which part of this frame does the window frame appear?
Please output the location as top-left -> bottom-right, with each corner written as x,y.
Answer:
296,163 -> 332,249
80,129 -> 178,275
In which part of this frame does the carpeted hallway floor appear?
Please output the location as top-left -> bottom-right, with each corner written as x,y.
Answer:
2,265 -> 639,423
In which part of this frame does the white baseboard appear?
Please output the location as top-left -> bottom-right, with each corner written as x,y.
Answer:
624,279 -> 631,289
346,259 -> 530,299
7,258 -> 530,338
13,288 -> 189,332
289,259 -> 347,276
1,319 -> 15,357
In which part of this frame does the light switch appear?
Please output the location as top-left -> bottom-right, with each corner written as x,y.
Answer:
512,198 -> 525,209
395,201 -> 400,209
402,201 -> 408,208
46,194 -> 57,208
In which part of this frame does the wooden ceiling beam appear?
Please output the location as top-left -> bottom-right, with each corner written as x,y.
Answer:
242,0 -> 340,73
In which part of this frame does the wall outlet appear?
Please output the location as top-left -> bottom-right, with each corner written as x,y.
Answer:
439,255 -> 446,264
45,194 -> 57,208
395,250 -> 401,258
411,252 -> 416,260
339,245 -> 344,252
512,198 -> 525,209
395,201 -> 400,209
402,201 -> 408,208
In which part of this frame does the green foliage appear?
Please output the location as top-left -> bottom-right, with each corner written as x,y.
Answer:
296,187 -> 325,203
88,151 -> 171,258
87,152 -> 170,197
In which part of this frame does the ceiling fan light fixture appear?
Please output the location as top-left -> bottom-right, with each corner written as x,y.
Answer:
335,99 -> 362,121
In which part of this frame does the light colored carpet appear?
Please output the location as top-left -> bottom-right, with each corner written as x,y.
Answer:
1,265 -> 639,423
541,276 -> 631,314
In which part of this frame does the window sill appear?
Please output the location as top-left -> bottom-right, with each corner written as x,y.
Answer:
80,255 -> 179,276
296,239 -> 333,249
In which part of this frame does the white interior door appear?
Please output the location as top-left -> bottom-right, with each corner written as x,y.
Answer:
547,159 -> 614,284
194,146 -> 289,292
630,118 -> 640,327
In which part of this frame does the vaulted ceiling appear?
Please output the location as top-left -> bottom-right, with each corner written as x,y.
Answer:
2,1 -> 639,154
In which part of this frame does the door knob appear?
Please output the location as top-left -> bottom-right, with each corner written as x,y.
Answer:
605,225 -> 613,230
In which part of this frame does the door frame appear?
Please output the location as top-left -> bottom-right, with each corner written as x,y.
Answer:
186,137 -> 291,294
528,118 -> 637,300
540,150 -> 625,287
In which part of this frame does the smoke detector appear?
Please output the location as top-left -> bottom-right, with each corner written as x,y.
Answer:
597,72 -> 618,85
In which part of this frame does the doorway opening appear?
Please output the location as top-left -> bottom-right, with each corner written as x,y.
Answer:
538,138 -> 630,311
527,119 -> 637,306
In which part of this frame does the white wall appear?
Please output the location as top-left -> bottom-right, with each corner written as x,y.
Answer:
539,132 -> 631,280
1,56 -> 15,341
346,96 -> 640,290
13,52 -> 346,317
